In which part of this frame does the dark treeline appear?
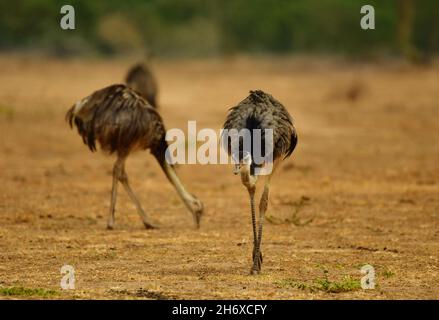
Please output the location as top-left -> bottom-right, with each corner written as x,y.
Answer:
0,0 -> 437,60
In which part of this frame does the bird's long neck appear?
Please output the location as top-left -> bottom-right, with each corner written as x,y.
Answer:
152,137 -> 196,209
160,161 -> 196,209
240,163 -> 257,190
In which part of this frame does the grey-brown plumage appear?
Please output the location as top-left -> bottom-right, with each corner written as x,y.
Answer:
222,90 -> 297,274
66,84 -> 203,229
125,63 -> 158,108
223,90 -> 297,167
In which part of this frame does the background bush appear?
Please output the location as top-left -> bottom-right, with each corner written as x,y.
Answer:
0,0 -> 436,58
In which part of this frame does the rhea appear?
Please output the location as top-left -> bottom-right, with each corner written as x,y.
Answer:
125,63 -> 159,109
66,84 -> 203,229
222,90 -> 297,274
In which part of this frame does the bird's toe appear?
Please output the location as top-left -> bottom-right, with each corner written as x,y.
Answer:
249,268 -> 260,275
143,221 -> 158,229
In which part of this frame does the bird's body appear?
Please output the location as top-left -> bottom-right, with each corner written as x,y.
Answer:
67,85 -> 165,157
222,90 -> 297,274
223,90 -> 297,172
66,84 -> 202,229
125,63 -> 158,108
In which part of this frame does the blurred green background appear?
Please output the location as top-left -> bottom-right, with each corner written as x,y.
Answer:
0,0 -> 437,60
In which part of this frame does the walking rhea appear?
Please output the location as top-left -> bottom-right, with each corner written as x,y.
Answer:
222,90 -> 297,274
66,84 -> 203,229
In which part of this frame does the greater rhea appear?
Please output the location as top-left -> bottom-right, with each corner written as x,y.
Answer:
66,84 -> 203,229
222,90 -> 297,274
125,63 -> 159,108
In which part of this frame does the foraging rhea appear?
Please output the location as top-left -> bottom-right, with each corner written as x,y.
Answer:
222,90 -> 297,274
125,63 -> 159,108
66,84 -> 203,229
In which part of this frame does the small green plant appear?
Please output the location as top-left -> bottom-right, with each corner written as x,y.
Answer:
275,276 -> 361,293
383,270 -> 395,278
314,276 -> 361,293
0,286 -> 58,297
276,267 -> 361,293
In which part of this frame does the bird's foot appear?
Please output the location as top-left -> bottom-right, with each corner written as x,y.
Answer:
250,268 -> 261,275
143,221 -> 158,230
193,212 -> 202,229
107,221 -> 114,230
250,250 -> 263,275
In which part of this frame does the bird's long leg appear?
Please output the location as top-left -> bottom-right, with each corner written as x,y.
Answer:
240,164 -> 259,275
118,157 -> 157,229
248,186 -> 261,275
252,174 -> 272,273
107,158 -> 122,230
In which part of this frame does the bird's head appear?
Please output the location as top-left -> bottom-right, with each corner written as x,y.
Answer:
189,196 -> 204,229
232,152 -> 252,175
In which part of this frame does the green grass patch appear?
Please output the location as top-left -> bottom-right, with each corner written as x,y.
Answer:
383,270 -> 395,278
314,276 -> 361,293
0,286 -> 58,297
275,275 -> 361,293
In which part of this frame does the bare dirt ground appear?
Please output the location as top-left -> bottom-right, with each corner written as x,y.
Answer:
0,55 -> 438,299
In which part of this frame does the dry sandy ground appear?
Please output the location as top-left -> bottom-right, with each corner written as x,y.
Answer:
0,55 -> 438,299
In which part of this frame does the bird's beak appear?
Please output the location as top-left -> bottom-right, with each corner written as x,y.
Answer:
194,206 -> 203,229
